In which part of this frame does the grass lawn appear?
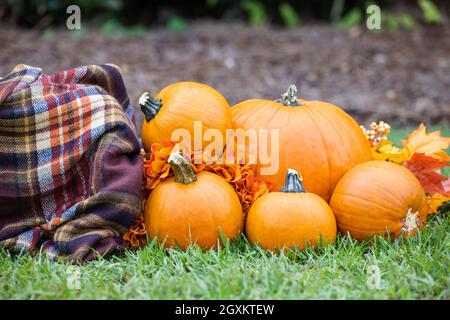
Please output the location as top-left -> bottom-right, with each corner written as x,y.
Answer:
0,126 -> 449,299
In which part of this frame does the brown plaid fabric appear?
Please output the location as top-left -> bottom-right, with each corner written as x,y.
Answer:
0,64 -> 143,261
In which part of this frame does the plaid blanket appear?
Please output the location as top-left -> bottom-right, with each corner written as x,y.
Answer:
0,64 -> 143,261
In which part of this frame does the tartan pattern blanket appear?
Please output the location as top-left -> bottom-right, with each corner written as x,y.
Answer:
0,64 -> 143,261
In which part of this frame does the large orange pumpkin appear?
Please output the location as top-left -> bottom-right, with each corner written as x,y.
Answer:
330,160 -> 428,241
140,81 -> 232,152
232,85 -> 371,201
245,169 -> 337,251
143,151 -> 244,250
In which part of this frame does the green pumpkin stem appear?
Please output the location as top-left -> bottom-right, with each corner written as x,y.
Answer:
168,151 -> 197,185
277,84 -> 302,106
281,168 -> 306,193
139,92 -> 163,122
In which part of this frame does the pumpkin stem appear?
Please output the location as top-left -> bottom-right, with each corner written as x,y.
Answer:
168,151 -> 197,185
139,92 -> 163,122
281,168 -> 306,193
402,208 -> 420,233
277,84 -> 302,106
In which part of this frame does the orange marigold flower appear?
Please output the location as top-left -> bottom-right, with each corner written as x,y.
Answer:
123,211 -> 147,248
124,140 -> 272,248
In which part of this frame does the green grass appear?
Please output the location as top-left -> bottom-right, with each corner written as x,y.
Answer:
0,126 -> 449,300
0,214 -> 448,299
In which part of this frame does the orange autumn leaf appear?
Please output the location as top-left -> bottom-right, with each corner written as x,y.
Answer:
426,193 -> 450,215
403,123 -> 450,162
403,153 -> 448,195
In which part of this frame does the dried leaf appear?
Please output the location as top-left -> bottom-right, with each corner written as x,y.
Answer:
426,193 -> 450,214
371,140 -> 409,163
403,123 -> 450,162
403,153 -> 448,195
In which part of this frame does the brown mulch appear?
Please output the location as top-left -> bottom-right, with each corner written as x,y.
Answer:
1,22 -> 449,133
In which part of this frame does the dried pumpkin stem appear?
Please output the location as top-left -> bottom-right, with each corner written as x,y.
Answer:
139,92 -> 163,122
281,168 -> 306,193
402,208 -> 420,233
168,151 -> 197,185
277,84 -> 302,106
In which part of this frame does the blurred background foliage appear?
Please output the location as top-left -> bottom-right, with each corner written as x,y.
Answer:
0,1 -> 449,125
0,0 -> 447,31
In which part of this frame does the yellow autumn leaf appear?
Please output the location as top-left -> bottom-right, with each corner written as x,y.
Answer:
371,140 -> 409,163
403,123 -> 450,162
426,193 -> 450,214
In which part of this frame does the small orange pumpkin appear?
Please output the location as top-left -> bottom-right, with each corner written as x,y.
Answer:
143,151 -> 244,250
330,160 -> 428,241
140,81 -> 232,152
232,85 -> 371,201
245,169 -> 337,251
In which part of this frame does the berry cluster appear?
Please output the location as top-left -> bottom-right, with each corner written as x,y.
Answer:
360,121 -> 391,147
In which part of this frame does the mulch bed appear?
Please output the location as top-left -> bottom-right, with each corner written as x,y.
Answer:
1,22 -> 449,133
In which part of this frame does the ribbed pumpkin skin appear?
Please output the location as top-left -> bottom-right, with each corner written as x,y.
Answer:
144,172 -> 244,250
232,99 -> 371,201
141,82 -> 232,151
245,192 -> 337,251
330,161 -> 428,241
